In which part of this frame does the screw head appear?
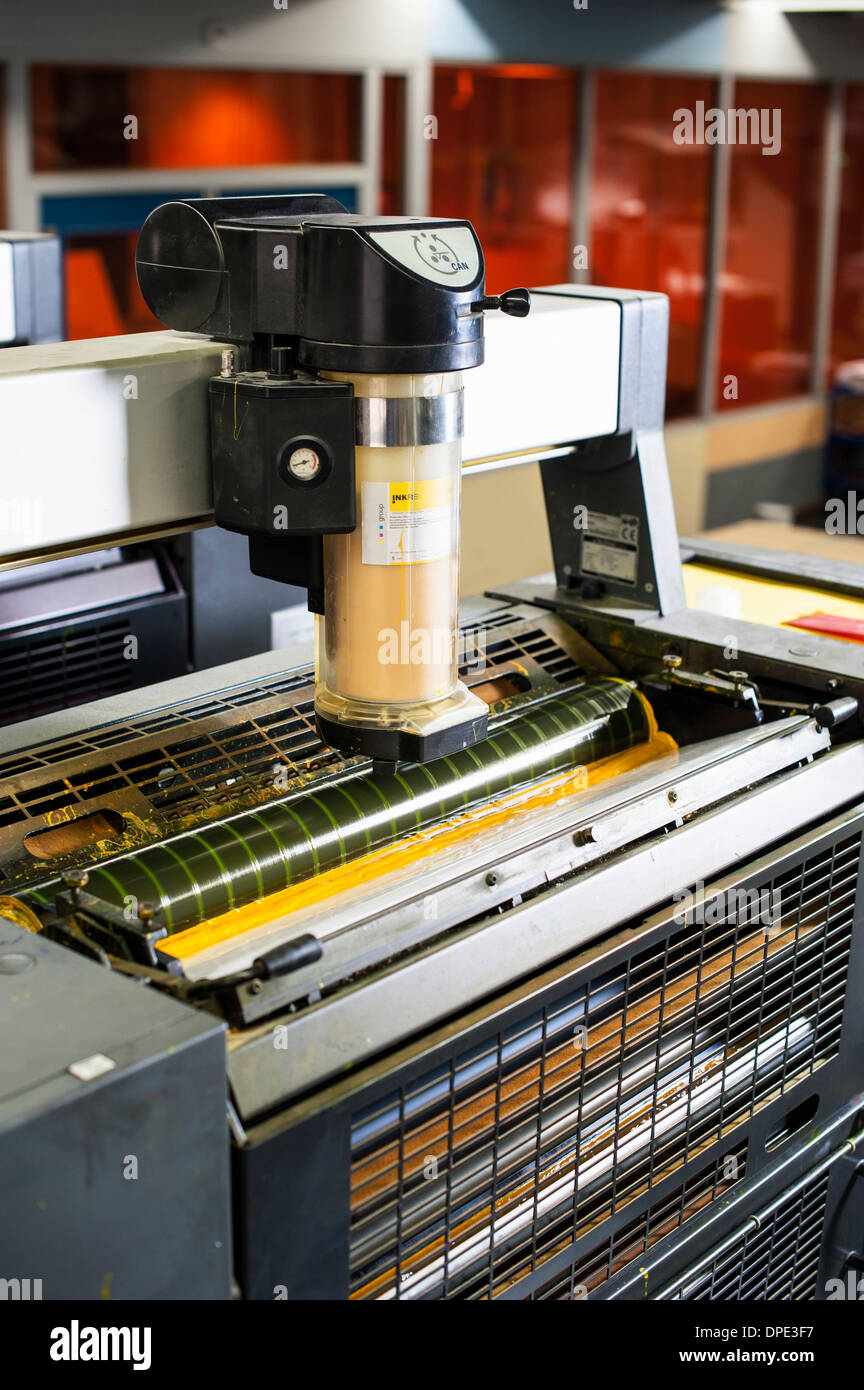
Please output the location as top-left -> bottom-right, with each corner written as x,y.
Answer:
668,789 -> 679,805
62,868 -> 89,890
662,652 -> 683,669
136,901 -> 156,924
485,871 -> 498,888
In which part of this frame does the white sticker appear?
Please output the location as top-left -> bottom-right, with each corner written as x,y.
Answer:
361,479 -> 452,566
585,510 -> 639,546
584,510 -> 621,541
368,226 -> 481,288
67,1053 -> 117,1082
582,539 -> 638,584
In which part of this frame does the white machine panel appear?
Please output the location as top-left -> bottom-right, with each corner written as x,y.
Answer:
0,332 -> 228,564
0,242 -> 15,346
0,291 -> 622,566
462,288 -> 621,463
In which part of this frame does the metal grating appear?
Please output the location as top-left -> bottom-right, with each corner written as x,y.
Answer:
530,1143 -> 748,1300
0,686 -> 329,832
0,618 -> 134,725
482,629 -> 581,687
659,1171 -> 832,1300
347,835 -> 859,1300
0,614 -> 584,880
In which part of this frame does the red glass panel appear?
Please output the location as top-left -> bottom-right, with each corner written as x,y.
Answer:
31,65 -> 361,171
380,75 -> 406,216
430,64 -> 577,295
591,71 -> 714,420
718,80 -> 828,409
832,84 -> 864,373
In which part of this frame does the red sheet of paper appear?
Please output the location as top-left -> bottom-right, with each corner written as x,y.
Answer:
785,613 -> 864,644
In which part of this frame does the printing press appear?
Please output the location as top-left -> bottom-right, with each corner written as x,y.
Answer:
1,195 -> 864,1301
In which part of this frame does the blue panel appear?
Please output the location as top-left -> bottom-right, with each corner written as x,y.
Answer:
40,191 -> 200,237
41,185 -> 358,238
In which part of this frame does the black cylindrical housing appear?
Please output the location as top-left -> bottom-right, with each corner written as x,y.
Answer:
135,196 -> 486,373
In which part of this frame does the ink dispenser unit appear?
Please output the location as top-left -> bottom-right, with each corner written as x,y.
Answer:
315,368 -> 477,765
135,195 -> 530,769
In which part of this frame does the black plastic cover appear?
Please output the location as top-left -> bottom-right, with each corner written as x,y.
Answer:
136,195 -> 486,373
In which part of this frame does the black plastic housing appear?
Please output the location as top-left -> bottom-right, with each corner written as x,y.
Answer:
136,196 -> 486,373
210,373 -> 356,537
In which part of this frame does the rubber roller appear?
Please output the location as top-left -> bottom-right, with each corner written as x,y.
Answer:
75,680 -> 655,933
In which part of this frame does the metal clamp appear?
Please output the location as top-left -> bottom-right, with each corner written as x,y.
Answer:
354,392 -> 463,447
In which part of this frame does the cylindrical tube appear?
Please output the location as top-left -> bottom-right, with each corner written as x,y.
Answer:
75,681 -> 653,933
316,371 -> 472,739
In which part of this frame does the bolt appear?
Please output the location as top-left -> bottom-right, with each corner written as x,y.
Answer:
573,827 -> 595,847
728,670 -> 749,683
249,981 -> 263,995
62,868 -> 89,904
662,652 -> 683,670
668,789 -> 679,805
485,871 -> 498,888
826,678 -> 842,691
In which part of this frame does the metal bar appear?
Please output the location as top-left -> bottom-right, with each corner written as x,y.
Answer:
4,60 -> 37,232
359,68 -> 383,218
463,446 -> 578,475
405,62 -> 432,217
811,83 -> 845,398
699,73 -> 734,419
27,164 -> 368,196
679,534 -> 864,599
572,68 -> 594,288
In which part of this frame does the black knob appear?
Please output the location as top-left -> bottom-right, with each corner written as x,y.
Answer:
470,287 -> 531,318
499,287 -> 531,317
252,933 -> 322,980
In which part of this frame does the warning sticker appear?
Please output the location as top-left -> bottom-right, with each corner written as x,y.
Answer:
361,478 -> 452,565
